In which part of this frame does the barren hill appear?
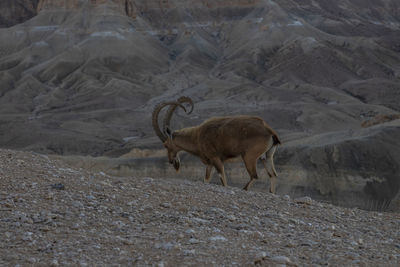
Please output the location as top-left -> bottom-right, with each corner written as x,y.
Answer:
0,0 -> 400,209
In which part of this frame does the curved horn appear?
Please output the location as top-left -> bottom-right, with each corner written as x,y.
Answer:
163,96 -> 194,130
152,101 -> 187,142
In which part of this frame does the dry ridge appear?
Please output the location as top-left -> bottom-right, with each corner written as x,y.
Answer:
1,148 -> 399,266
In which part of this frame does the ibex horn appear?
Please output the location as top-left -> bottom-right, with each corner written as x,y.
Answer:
152,101 -> 187,142
163,96 -> 194,131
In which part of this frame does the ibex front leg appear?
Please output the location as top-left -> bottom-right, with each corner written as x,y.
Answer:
204,165 -> 213,183
211,158 -> 227,186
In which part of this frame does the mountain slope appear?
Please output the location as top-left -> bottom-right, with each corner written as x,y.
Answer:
0,0 -> 400,208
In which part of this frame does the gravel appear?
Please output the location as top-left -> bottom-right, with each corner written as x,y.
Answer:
0,149 -> 399,266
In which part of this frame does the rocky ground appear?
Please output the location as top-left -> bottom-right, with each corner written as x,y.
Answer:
1,148 -> 400,266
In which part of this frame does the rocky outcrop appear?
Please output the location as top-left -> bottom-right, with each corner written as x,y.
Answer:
361,114 -> 400,128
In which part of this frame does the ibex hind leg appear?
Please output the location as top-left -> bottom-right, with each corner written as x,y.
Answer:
262,146 -> 277,177
242,153 -> 260,191
260,145 -> 278,194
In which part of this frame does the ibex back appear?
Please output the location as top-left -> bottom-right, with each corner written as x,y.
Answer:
152,97 -> 281,193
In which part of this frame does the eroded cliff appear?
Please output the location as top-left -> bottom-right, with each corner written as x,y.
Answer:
0,0 -> 400,209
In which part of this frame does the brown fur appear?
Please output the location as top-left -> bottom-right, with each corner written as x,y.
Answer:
163,115 -> 281,192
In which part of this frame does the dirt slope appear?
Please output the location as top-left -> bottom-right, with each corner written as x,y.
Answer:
1,148 -> 400,266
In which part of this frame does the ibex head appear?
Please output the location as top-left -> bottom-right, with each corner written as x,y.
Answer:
152,97 -> 193,171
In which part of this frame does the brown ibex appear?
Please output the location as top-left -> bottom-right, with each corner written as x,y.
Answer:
152,97 -> 281,193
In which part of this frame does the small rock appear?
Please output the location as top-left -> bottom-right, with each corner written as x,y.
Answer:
254,252 -> 269,264
50,183 -> 65,190
22,232 -> 33,241
209,236 -> 227,242
185,229 -> 195,234
271,256 -> 296,266
189,238 -> 200,244
113,221 -> 125,229
294,196 -> 313,205
72,201 -> 83,208
20,215 -> 34,224
184,249 -> 196,256
86,195 -> 96,200
127,201 -> 137,206
226,214 -> 236,221
121,238 -> 134,245
39,226 -> 51,232
160,202 -> 172,208
50,259 -> 59,266
234,223 -> 247,230
155,242 -> 174,250
285,242 -> 296,248
300,241 -> 316,247
283,195 -> 291,201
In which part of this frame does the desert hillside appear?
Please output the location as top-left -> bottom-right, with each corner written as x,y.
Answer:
1,148 -> 400,266
0,1 -> 400,209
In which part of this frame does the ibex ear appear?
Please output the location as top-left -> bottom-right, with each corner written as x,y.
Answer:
163,126 -> 172,138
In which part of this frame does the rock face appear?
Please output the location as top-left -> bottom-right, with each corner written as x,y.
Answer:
0,0 -> 400,209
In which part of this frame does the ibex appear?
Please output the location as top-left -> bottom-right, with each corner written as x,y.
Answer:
152,97 -> 281,193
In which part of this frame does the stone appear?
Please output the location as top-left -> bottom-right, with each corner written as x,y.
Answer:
160,202 -> 172,208
188,238 -> 200,244
254,252 -> 269,264
209,236 -> 228,242
294,197 -> 313,205
50,259 -> 59,266
22,232 -> 33,241
271,256 -> 296,265
50,183 -> 65,190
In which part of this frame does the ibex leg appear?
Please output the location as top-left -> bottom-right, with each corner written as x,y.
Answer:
261,145 -> 278,194
204,165 -> 213,183
211,158 -> 227,186
242,154 -> 259,191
